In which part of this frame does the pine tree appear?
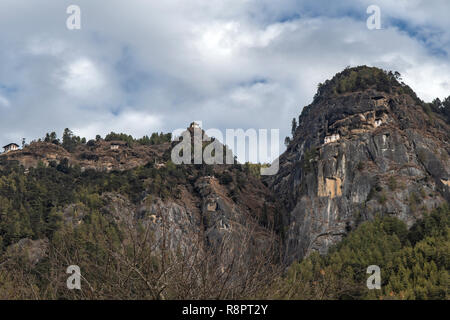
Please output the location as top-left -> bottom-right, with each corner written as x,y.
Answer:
291,118 -> 297,136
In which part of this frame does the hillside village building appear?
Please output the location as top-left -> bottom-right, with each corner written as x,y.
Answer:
110,141 -> 126,150
3,143 -> 19,153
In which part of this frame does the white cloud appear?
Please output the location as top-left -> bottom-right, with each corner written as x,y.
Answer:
59,58 -> 106,97
193,20 -> 292,59
73,110 -> 162,141
402,63 -> 450,102
0,0 -> 449,162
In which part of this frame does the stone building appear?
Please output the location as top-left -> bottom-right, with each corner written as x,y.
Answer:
324,133 -> 340,144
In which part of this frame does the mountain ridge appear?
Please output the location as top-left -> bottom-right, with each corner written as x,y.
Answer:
0,66 -> 448,299
266,66 -> 449,262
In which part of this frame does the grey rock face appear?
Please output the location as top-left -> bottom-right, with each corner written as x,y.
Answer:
67,174 -> 277,268
266,89 -> 450,263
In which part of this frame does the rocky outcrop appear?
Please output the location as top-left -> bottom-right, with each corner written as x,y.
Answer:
266,67 -> 450,263
60,172 -> 279,267
3,67 -> 447,270
0,140 -> 170,172
6,238 -> 49,266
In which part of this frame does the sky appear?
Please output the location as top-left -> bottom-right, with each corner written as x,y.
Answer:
0,0 -> 449,162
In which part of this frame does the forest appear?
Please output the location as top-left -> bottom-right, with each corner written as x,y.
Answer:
0,154 -> 448,299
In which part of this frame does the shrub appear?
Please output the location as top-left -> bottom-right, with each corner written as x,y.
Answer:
219,171 -> 233,185
388,176 -> 397,191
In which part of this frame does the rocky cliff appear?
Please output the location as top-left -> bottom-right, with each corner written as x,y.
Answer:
1,66 -> 448,268
266,66 -> 450,263
0,125 -> 282,273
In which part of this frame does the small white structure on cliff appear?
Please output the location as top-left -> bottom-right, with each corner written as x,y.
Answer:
190,122 -> 201,129
110,141 -> 126,150
3,143 -> 19,153
324,133 -> 340,144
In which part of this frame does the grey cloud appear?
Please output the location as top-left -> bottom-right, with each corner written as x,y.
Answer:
0,0 -> 448,161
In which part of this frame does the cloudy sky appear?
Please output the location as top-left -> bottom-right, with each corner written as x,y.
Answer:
0,0 -> 449,162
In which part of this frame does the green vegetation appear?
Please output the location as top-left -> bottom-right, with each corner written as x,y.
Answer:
367,183 -> 388,204
42,129 -> 172,152
62,128 -> 85,152
377,190 -> 387,204
367,181 -> 383,202
43,131 -> 60,144
104,132 -> 135,145
264,204 -> 449,300
388,176 -> 397,191
284,136 -> 291,147
422,103 -> 433,119
0,156 -> 281,300
313,66 -> 420,103
219,171 -> 233,185
301,147 -> 318,172
1,123 -> 448,299
243,162 -> 269,178
357,162 -> 364,171
408,191 -> 422,212
291,117 -> 297,136
105,131 -> 172,146
0,158 -> 188,250
0,154 -> 448,299
429,96 -> 450,124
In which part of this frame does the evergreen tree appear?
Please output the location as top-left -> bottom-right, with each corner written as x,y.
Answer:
291,118 -> 297,136
284,136 -> 291,147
